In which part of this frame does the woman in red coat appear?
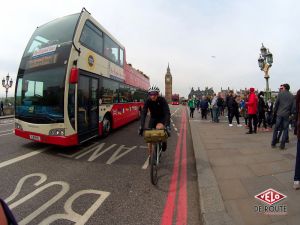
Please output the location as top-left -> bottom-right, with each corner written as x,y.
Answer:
246,87 -> 258,134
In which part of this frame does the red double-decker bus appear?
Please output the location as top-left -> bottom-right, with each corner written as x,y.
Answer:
171,94 -> 180,105
14,9 -> 150,146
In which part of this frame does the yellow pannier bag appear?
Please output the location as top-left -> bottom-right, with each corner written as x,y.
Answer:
144,130 -> 168,143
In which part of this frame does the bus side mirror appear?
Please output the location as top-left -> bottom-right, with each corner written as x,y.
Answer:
69,68 -> 78,84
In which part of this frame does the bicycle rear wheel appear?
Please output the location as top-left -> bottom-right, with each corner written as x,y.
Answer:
150,143 -> 158,185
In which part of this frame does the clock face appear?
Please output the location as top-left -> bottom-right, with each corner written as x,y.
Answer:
166,78 -> 171,82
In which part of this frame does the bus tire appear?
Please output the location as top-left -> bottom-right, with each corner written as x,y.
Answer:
102,114 -> 111,137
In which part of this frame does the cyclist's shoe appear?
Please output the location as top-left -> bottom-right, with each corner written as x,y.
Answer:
166,126 -> 171,137
162,142 -> 167,152
138,126 -> 144,136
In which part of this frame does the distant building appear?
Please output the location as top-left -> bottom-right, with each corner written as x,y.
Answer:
165,64 -> 172,103
188,87 -> 214,99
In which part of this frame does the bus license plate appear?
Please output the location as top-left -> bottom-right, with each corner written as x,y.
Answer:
29,135 -> 41,141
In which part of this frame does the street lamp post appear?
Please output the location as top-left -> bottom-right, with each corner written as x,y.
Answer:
2,73 -> 13,102
258,43 -> 273,100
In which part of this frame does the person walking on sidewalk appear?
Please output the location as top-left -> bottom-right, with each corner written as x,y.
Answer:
200,96 -> 209,119
226,90 -> 234,127
293,89 -> 300,190
266,98 -> 274,127
188,96 -> 196,118
211,94 -> 219,122
246,87 -> 258,134
0,101 -> 3,116
217,93 -> 224,117
229,95 -> 242,127
271,83 -> 294,149
257,91 -> 268,131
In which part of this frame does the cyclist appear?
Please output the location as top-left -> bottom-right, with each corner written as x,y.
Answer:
138,86 -> 171,153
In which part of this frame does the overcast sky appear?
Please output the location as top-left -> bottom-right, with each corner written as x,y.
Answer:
0,0 -> 299,98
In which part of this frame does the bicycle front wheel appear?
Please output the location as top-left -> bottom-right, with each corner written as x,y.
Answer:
150,143 -> 158,185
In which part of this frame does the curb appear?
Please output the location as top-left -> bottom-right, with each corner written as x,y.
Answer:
188,109 -> 235,225
0,115 -> 14,120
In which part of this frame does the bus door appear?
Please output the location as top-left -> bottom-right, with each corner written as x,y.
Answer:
77,74 -> 99,143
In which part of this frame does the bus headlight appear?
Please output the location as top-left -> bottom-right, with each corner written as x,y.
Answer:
49,128 -> 65,136
15,123 -> 23,130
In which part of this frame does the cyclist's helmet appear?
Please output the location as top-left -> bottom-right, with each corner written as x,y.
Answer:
148,85 -> 160,95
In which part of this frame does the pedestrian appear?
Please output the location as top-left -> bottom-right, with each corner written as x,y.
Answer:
226,90 -> 234,127
0,101 -> 3,116
230,95 -> 242,127
211,94 -> 219,122
217,93 -> 224,117
188,96 -> 196,118
257,91 -> 268,131
271,83 -> 294,149
196,98 -> 201,113
200,96 -> 209,119
246,87 -> 258,134
273,85 -> 288,143
266,98 -> 274,127
293,89 -> 300,190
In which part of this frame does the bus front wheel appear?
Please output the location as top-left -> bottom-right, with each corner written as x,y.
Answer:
102,115 -> 111,137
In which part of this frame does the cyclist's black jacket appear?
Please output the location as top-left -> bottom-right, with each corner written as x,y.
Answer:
141,96 -> 171,128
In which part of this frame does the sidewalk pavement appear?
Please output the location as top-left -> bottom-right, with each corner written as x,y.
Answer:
189,110 -> 299,225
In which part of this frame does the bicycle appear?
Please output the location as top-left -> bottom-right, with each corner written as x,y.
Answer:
143,129 -> 168,185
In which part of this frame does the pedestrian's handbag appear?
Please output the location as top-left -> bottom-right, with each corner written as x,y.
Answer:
144,130 -> 168,143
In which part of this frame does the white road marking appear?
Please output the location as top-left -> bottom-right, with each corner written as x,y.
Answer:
171,108 -> 180,117
13,182 -> 70,225
75,143 -> 116,161
5,173 -> 110,225
6,173 -> 47,203
106,145 -> 137,165
142,156 -> 150,169
0,129 -> 13,133
0,122 -> 14,126
0,149 -> 47,169
39,190 -> 110,225
174,127 -> 178,132
139,146 -> 148,149
0,131 -> 13,137
177,133 -> 179,136
58,143 -> 99,158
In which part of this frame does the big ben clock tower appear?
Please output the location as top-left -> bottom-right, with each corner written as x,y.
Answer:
165,64 -> 172,103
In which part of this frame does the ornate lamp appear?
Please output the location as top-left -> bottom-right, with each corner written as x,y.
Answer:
265,49 -> 273,65
260,43 -> 267,57
258,55 -> 264,70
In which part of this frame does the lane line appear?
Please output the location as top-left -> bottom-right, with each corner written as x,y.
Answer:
0,122 -> 14,126
160,110 -> 184,225
0,132 -> 13,137
171,108 -> 180,117
0,149 -> 47,169
176,110 -> 188,225
142,156 -> 150,169
0,129 -> 13,133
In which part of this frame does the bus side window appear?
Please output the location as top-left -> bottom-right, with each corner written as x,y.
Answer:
102,78 -> 119,104
79,20 -> 103,55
